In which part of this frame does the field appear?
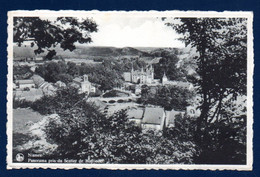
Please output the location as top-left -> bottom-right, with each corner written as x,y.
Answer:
13,108 -> 43,134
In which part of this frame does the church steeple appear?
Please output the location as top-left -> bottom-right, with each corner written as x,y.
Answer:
163,72 -> 167,78
162,72 -> 168,86
131,63 -> 134,73
150,65 -> 154,72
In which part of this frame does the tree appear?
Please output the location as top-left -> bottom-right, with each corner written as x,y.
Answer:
13,17 -> 98,60
15,85 -> 198,164
168,18 -> 247,126
139,85 -> 194,111
31,87 -> 86,115
167,18 -> 247,163
13,65 -> 33,80
153,49 -> 185,81
43,106 -> 197,164
35,61 -> 66,82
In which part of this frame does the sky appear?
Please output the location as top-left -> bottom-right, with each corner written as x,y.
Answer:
87,15 -> 185,48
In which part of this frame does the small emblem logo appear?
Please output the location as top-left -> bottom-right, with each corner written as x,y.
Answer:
16,153 -> 24,162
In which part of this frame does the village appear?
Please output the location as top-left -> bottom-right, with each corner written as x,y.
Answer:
13,57 -> 199,132
9,13 -> 249,167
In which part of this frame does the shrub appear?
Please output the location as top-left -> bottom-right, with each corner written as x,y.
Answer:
43,106 -> 197,164
13,97 -> 33,109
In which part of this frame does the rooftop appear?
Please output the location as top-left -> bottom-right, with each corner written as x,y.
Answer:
166,110 -> 182,125
73,75 -> 91,83
73,77 -> 83,83
31,75 -> 45,87
142,107 -> 165,125
127,108 -> 144,119
16,79 -> 34,85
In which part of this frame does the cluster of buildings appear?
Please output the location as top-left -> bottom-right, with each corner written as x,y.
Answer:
121,65 -> 197,131
13,62 -> 197,132
123,65 -> 194,90
14,74 -> 97,101
127,106 -> 200,131
71,75 -> 96,94
14,75 -> 56,101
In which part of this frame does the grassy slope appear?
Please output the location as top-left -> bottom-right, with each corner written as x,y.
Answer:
13,108 -> 43,134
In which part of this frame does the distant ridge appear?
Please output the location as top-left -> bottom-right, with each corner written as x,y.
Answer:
13,45 -> 154,59
75,46 -> 151,57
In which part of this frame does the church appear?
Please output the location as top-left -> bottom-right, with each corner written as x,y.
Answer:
72,75 -> 96,94
123,65 -> 154,84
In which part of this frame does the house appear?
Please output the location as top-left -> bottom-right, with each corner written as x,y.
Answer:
127,108 -> 144,126
162,72 -> 179,86
40,82 -> 56,95
34,57 -> 43,61
31,75 -> 45,88
135,85 -> 142,95
15,79 -> 35,90
165,110 -> 184,128
72,75 -> 96,94
162,73 -> 194,90
55,81 -> 66,88
123,72 -> 131,82
31,75 -> 56,95
141,107 -> 165,131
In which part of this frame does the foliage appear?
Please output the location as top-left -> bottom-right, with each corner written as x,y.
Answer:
44,107 -> 197,164
88,88 -> 102,97
13,17 -> 98,59
14,87 -> 86,115
140,85 -> 194,111
103,90 -> 129,98
153,50 -> 186,81
13,65 -> 33,80
13,96 -> 33,109
35,60 -> 125,91
168,17 -> 247,127
164,114 -> 197,142
35,61 -> 68,83
32,87 -> 85,115
196,96 -> 247,164
167,17 -> 247,163
15,86 -> 197,164
14,85 -> 199,164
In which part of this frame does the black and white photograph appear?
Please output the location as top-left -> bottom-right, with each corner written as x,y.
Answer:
7,11 -> 253,170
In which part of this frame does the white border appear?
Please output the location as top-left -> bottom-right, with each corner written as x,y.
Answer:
7,10 -> 254,170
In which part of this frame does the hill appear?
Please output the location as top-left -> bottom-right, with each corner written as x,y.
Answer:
13,45 -> 152,59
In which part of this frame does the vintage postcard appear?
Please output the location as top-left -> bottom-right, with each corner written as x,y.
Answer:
7,10 -> 253,170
